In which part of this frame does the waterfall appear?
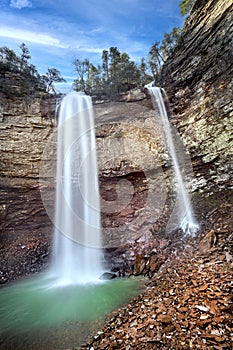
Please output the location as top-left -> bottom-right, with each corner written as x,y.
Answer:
50,91 -> 103,285
146,86 -> 199,235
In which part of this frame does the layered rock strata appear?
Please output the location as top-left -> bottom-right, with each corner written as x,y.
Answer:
0,94 -> 57,179
160,0 -> 233,193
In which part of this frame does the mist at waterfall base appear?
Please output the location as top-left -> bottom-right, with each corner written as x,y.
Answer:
146,85 -> 199,236
0,92 -> 143,349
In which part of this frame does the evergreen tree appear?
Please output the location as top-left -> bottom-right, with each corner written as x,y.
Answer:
19,43 -> 31,71
108,46 -> 121,93
0,46 -> 20,71
86,64 -> 102,95
0,44 -> 47,96
73,47 -> 143,98
102,50 -> 109,82
179,0 -> 195,16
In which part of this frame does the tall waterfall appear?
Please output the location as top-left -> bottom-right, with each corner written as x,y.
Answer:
50,91 -> 103,285
147,86 -> 199,235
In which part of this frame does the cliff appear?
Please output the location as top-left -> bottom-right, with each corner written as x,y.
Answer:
0,0 -> 232,282
0,94 -> 56,282
160,0 -> 233,192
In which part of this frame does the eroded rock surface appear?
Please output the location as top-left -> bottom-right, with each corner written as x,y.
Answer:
0,94 -> 57,179
160,0 -> 233,193
95,102 -> 175,248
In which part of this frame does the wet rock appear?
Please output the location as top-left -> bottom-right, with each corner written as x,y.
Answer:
134,254 -> 146,275
99,272 -> 117,280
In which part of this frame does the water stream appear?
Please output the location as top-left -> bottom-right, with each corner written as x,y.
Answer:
146,85 -> 199,235
50,91 -> 103,285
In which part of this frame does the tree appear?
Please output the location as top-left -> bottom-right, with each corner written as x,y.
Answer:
179,0 -> 195,16
86,64 -> 102,95
107,48 -> 141,94
73,47 -> 146,97
72,47 -> 152,97
138,57 -> 153,85
102,50 -> 109,81
73,58 -> 91,93
19,43 -> 31,71
109,47 -> 121,67
43,68 -> 66,93
148,41 -> 164,79
116,53 -> 141,92
148,26 -> 182,80
161,27 -> 181,60
0,46 -> 20,71
108,46 -> 121,91
0,44 -> 46,96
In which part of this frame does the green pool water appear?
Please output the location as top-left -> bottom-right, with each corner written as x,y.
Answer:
0,274 -> 143,349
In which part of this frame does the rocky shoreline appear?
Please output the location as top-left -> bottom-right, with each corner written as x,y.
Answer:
81,189 -> 233,349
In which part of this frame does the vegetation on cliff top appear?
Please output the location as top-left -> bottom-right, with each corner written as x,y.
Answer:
0,33 -> 179,99
0,44 -> 65,97
0,0 -> 195,98
179,0 -> 195,16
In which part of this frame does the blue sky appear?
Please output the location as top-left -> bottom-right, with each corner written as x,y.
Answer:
0,0 -> 184,92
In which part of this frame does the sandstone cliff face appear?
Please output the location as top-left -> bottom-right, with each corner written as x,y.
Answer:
38,101 -> 177,248
94,102 -> 173,247
0,94 -> 57,281
0,94 -> 57,180
160,0 -> 233,192
0,91 -> 175,255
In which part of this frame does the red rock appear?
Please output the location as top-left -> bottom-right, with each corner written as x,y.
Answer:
134,253 -> 146,275
157,314 -> 172,323
198,229 -> 216,254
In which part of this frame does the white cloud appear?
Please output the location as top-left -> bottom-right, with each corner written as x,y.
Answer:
1,0 -> 183,80
0,26 -> 68,48
74,46 -> 103,54
10,0 -> 32,9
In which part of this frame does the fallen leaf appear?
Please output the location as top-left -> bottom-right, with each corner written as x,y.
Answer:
157,314 -> 172,323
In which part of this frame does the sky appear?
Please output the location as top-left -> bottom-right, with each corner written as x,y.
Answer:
0,0 -> 184,93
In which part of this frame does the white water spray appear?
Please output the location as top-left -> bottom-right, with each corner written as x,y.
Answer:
50,91 -> 103,285
146,86 -> 199,235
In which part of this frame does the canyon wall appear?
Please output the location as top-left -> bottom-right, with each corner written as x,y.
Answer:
160,0 -> 233,193
0,94 -> 56,282
0,94 -> 56,181
0,0 -> 232,280
1,0 -> 232,193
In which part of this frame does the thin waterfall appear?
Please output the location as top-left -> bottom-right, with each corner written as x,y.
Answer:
146,85 -> 199,235
50,91 -> 103,285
